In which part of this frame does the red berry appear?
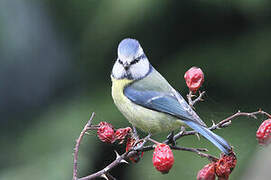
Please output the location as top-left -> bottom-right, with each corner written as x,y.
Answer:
256,119 -> 271,145
215,151 -> 237,179
184,67 -> 204,93
152,143 -> 174,174
197,163 -> 216,180
97,122 -> 115,143
125,137 -> 143,163
115,127 -> 132,142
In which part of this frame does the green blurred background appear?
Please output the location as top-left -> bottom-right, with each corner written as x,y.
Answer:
1,0 -> 271,179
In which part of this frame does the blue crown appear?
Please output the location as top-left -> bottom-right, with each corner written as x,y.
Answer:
118,38 -> 140,57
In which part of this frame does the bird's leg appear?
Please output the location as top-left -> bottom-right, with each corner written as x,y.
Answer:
164,126 -> 185,145
166,131 -> 176,146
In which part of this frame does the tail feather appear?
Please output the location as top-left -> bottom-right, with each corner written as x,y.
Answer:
185,121 -> 231,154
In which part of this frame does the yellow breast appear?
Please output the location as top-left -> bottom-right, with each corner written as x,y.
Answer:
111,76 -> 182,134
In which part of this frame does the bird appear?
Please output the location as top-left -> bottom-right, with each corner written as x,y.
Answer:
111,38 -> 231,154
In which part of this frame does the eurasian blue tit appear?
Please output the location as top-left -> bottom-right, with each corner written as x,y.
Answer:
111,38 -> 231,154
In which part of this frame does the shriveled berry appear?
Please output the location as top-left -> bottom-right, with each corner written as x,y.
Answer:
256,119 -> 271,145
215,151 -> 237,179
184,67 -> 204,93
197,163 -> 216,180
115,127 -> 132,142
125,137 -> 143,163
152,143 -> 174,174
97,122 -> 115,143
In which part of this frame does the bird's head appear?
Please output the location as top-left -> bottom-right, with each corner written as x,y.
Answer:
112,38 -> 150,80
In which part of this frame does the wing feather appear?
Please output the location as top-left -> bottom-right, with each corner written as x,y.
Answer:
124,87 -> 206,126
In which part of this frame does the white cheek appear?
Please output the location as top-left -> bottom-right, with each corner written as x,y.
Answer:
130,59 -> 150,79
112,61 -> 125,79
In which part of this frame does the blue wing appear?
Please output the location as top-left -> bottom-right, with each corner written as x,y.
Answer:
124,87 -> 206,126
124,86 -> 231,154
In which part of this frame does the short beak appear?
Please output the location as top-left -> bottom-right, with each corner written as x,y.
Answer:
123,62 -> 130,70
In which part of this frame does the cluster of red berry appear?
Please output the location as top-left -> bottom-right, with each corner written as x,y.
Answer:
97,122 -> 144,162
97,122 -> 174,172
197,151 -> 237,180
97,121 -> 132,143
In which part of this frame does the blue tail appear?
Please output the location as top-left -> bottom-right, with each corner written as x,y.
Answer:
185,121 -> 231,154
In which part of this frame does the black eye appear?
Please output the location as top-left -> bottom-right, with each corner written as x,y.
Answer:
130,58 -> 140,65
118,59 -> 123,64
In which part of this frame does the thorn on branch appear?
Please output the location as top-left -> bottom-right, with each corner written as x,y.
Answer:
101,174 -> 109,180
221,120 -> 231,128
115,150 -> 128,164
87,112 -> 95,126
104,173 -> 117,180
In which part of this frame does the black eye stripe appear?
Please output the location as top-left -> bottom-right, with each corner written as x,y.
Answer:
130,54 -> 146,65
130,59 -> 139,65
118,59 -> 123,64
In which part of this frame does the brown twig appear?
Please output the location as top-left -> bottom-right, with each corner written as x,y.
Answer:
170,146 -> 219,162
187,90 -> 205,107
78,151 -> 129,180
73,112 -> 95,180
73,109 -> 271,180
77,144 -> 214,180
74,121 -> 217,180
173,109 -> 270,139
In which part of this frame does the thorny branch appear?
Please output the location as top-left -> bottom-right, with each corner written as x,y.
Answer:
171,109 -> 271,139
73,112 -> 96,180
78,151 -> 129,180
73,92 -> 271,180
187,90 -> 205,107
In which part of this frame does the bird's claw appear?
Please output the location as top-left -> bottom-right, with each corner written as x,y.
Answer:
133,133 -> 151,151
166,131 -> 176,146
